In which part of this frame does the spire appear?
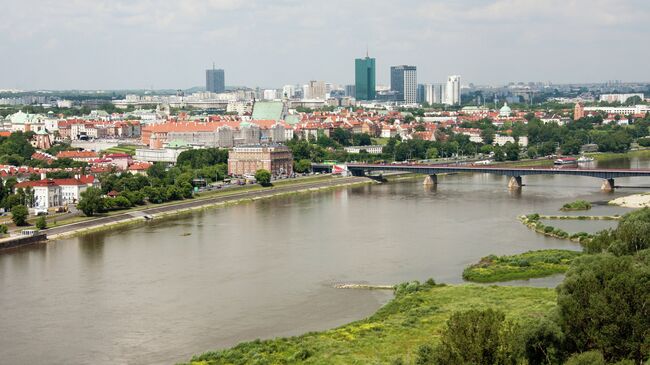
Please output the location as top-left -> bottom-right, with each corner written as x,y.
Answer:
366,45 -> 369,58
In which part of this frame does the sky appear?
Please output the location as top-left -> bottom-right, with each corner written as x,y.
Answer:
1,0 -> 649,90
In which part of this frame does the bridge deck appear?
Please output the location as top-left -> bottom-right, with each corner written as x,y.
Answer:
347,163 -> 650,179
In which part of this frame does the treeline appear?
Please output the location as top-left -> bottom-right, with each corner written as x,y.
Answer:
78,148 -> 229,216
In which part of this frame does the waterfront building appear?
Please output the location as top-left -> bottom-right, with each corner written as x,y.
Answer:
355,55 -> 376,101
445,75 -> 461,105
206,67 -> 225,93
390,65 -> 417,103
15,175 -> 98,210
227,144 -> 293,177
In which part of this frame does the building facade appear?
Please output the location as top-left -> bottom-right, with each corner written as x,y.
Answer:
228,145 -> 293,177
355,56 -> 376,101
445,75 -> 461,105
390,65 -> 417,103
206,68 -> 225,93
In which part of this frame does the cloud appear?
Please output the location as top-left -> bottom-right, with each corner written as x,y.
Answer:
0,0 -> 648,89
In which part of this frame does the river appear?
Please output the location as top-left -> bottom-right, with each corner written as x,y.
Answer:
1,156 -> 648,364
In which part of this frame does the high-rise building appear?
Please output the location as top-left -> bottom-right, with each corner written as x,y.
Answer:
390,65 -> 417,103
344,85 -> 356,97
445,75 -> 461,106
282,85 -> 296,99
303,81 -> 326,100
206,66 -> 225,93
574,102 -> 585,121
417,84 -> 425,104
423,84 -> 446,105
355,55 -> 376,100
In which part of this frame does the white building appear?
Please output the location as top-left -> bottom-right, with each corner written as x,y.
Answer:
445,75 -> 461,106
263,89 -> 278,100
343,145 -> 384,154
584,105 -> 650,115
494,134 -> 528,147
599,93 -> 644,104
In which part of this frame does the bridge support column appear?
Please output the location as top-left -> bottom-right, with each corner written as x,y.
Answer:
601,178 -> 615,192
508,176 -> 523,190
423,174 -> 437,186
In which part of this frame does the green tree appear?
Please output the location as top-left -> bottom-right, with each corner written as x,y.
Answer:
0,224 -> 7,235
255,169 -> 272,186
77,187 -> 105,217
432,309 -> 519,365
481,128 -> 496,145
557,252 -> 650,363
521,317 -> 566,365
11,204 -> 29,226
293,159 -> 312,173
35,216 -> 47,229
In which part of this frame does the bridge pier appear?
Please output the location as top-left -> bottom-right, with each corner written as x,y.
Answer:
508,176 -> 523,190
601,178 -> 615,192
423,174 -> 438,186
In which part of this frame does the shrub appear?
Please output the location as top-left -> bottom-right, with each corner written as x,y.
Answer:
255,169 -> 272,186
544,226 -> 555,233
564,351 -> 605,365
0,224 -> 8,235
432,309 -> 519,365
35,216 -> 47,230
561,200 -> 592,211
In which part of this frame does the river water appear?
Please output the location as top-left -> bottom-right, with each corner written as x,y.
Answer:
1,156 -> 648,364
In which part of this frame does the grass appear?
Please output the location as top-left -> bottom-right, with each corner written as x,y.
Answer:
184,284 -> 556,365
560,200 -> 592,211
103,145 -> 138,155
462,249 -> 582,283
585,149 -> 650,161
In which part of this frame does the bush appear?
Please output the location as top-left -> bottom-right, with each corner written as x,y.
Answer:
432,309 -> 519,365
0,224 -> 7,235
544,226 -> 555,233
561,200 -> 592,211
564,351 -> 605,365
11,204 -> 29,226
35,216 -> 47,229
112,196 -> 132,209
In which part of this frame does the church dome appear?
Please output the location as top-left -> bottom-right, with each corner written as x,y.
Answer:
499,103 -> 512,117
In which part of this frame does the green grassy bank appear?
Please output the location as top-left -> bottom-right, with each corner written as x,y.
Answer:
462,249 -> 582,283
184,284 -> 556,365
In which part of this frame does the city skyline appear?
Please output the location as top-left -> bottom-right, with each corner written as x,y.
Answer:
1,0 -> 649,90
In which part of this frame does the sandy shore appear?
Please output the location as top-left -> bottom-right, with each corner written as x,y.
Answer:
609,193 -> 650,208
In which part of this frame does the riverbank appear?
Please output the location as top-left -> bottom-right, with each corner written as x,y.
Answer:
184,284 -> 556,365
609,192 -> 650,208
42,175 -> 374,241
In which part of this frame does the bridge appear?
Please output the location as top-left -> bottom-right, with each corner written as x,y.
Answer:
346,163 -> 650,191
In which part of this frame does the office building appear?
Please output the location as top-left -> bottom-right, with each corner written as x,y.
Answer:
206,67 -> 225,93
417,84 -> 425,104
345,84 -> 356,97
355,55 -> 376,100
445,75 -> 461,105
390,65 -> 417,103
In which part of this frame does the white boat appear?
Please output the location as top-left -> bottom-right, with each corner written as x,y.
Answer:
577,156 -> 595,163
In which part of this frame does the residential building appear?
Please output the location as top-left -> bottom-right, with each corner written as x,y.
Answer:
228,145 -> 293,177
445,75 -> 461,105
355,55 -> 376,100
424,83 -> 445,105
390,65 -> 417,103
304,81 -> 326,100
14,175 -> 98,210
206,67 -> 225,93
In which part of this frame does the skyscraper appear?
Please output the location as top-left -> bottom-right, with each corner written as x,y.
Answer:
390,65 -> 417,103
355,55 -> 376,101
445,75 -> 461,105
206,66 -> 225,93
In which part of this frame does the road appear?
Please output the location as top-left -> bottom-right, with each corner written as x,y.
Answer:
44,176 -> 370,238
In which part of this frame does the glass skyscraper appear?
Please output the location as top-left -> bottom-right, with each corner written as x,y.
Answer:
206,67 -> 225,93
355,56 -> 375,101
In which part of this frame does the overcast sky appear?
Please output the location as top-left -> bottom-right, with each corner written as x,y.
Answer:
1,0 -> 648,90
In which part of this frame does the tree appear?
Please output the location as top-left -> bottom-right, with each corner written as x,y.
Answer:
0,224 -> 7,235
557,252 -> 650,363
255,169 -> 272,186
294,159 -> 312,173
504,142 -> 520,161
564,351 -> 606,365
432,309 -> 519,365
11,204 -> 29,226
481,128 -> 496,145
35,216 -> 47,229
521,318 -> 566,365
78,187 -> 105,216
